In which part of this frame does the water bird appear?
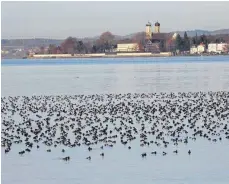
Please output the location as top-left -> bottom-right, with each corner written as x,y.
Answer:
100,153 -> 104,157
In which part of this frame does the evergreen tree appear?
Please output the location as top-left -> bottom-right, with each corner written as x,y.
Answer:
76,41 -> 84,53
199,34 -> 209,48
159,41 -> 165,52
191,37 -> 196,46
219,37 -> 225,43
195,32 -> 200,45
175,34 -> 183,50
91,45 -> 97,53
183,32 -> 190,51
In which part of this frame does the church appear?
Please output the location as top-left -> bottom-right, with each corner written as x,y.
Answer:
145,21 -> 176,53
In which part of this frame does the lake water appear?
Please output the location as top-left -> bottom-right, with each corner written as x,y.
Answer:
1,56 -> 229,96
1,56 -> 229,184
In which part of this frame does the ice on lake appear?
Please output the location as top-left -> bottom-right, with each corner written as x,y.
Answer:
1,56 -> 229,184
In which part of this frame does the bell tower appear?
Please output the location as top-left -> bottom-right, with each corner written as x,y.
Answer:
155,21 -> 160,33
145,21 -> 152,40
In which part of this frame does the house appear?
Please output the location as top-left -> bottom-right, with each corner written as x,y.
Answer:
190,46 -> 198,54
116,43 -> 140,52
1,50 -> 9,54
208,43 -> 228,53
197,43 -> 206,53
208,43 -> 217,53
190,43 -> 206,54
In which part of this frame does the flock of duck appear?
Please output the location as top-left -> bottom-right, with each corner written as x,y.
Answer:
1,91 -> 229,161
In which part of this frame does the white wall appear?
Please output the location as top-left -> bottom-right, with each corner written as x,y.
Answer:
208,43 -> 228,53
208,43 -> 217,53
32,54 -> 72,58
160,52 -> 172,56
190,47 -> 198,54
74,53 -> 105,57
117,43 -> 139,52
145,26 -> 152,39
32,52 -> 172,58
116,52 -> 152,56
197,45 -> 205,53
217,43 -> 228,52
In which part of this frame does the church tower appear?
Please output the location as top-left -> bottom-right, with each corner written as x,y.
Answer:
145,21 -> 152,40
154,21 -> 160,33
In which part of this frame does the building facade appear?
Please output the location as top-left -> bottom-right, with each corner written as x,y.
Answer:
208,43 -> 228,53
217,43 -> 228,53
208,43 -> 217,53
197,44 -> 206,53
190,44 -> 206,54
116,43 -> 140,52
190,46 -> 198,54
144,21 -> 175,53
145,40 -> 160,53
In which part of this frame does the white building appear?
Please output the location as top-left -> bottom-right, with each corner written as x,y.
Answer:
190,44 -> 206,54
1,50 -> 9,54
208,43 -> 228,53
117,43 -> 140,52
190,46 -> 198,54
217,43 -> 228,53
208,43 -> 217,53
197,44 -> 206,53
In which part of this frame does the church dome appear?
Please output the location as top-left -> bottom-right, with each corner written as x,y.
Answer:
155,22 -> 160,26
146,21 -> 151,26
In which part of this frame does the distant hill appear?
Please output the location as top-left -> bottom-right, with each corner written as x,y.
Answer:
176,29 -> 229,37
2,29 -> 229,49
1,38 -> 63,49
211,29 -> 229,35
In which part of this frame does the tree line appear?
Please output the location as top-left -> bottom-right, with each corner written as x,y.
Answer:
36,31 -> 148,55
36,31 -> 228,55
175,32 -> 228,51
38,32 -> 118,55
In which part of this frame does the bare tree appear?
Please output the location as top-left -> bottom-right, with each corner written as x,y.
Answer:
132,32 -> 145,51
99,31 -> 115,44
61,37 -> 78,54
48,44 -> 57,54
39,46 -> 45,54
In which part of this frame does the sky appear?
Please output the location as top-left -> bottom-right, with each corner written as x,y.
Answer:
1,1 -> 229,39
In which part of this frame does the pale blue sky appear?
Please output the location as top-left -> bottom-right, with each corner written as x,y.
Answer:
1,1 -> 229,39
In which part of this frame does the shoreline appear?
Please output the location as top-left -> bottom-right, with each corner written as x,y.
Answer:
29,54 -> 228,59
2,54 -> 228,60
29,55 -> 171,59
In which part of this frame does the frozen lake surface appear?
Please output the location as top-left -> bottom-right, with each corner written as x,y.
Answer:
1,56 -> 229,184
